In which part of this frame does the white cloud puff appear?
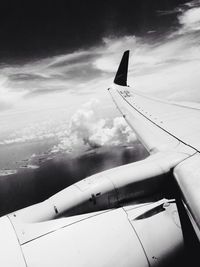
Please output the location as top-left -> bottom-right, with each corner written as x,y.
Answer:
178,4 -> 200,33
0,99 -> 136,152
51,99 -> 136,153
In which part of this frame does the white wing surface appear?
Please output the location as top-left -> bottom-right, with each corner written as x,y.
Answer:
110,50 -> 200,240
109,51 -> 199,155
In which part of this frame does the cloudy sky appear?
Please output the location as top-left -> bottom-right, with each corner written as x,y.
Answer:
0,0 -> 200,171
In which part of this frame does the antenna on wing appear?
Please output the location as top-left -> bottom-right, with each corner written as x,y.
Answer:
114,50 -> 129,86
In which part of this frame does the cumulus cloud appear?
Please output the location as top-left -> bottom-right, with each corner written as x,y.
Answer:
178,1 -> 200,33
0,99 -> 136,153
51,99 -> 136,153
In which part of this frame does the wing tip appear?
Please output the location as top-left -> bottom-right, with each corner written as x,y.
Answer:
114,50 -> 130,86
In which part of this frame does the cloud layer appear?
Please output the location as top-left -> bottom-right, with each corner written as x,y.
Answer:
0,1 -> 200,104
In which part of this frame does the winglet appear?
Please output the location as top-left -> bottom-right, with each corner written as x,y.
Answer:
114,50 -> 129,86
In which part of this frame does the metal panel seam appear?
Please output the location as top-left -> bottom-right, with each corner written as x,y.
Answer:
115,89 -> 199,153
7,216 -> 28,267
20,209 -> 113,246
121,207 -> 151,267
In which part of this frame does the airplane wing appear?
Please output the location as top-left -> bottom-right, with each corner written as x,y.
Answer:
109,50 -> 200,241
109,51 -> 200,155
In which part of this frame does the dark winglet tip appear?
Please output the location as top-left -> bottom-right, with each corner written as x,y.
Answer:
114,50 -> 130,86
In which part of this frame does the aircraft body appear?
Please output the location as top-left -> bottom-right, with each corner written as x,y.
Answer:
1,51 -> 199,266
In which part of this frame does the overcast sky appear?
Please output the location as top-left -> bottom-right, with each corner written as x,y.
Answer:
0,0 -> 200,150
0,0 -> 188,62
